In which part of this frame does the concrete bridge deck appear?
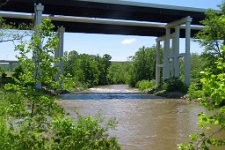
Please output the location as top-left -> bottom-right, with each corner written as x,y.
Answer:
1,0 -> 204,37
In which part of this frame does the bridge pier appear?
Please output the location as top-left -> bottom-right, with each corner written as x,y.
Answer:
55,26 -> 65,90
34,3 -> 44,89
33,3 -> 65,90
155,39 -> 161,87
174,27 -> 180,78
185,18 -> 192,86
155,16 -> 192,87
163,28 -> 170,80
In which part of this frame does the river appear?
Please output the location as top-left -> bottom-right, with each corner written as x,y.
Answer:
59,85 -> 209,150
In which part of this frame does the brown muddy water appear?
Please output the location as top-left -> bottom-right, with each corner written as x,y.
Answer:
59,85 -> 223,150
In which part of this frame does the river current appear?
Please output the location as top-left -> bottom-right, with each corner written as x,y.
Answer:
59,85 -> 209,150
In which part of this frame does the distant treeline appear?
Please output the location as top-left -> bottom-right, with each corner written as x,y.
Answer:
1,46 -> 204,90
63,46 -> 160,88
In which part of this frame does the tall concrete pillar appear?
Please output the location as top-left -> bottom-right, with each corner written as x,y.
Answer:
55,26 -> 65,90
185,17 -> 192,86
170,35 -> 175,77
34,3 -> 44,25
155,39 -> 160,87
174,27 -> 180,77
34,3 -> 44,89
57,26 -> 65,75
163,28 -> 170,80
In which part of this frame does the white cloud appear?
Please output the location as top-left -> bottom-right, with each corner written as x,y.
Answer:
121,38 -> 136,45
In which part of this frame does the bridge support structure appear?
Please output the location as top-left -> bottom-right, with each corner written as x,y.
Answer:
34,3 -> 44,90
33,3 -> 65,90
55,26 -> 65,89
155,16 -> 192,87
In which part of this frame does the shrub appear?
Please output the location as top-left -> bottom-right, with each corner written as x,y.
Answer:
136,80 -> 155,92
1,72 -> 7,78
162,77 -> 187,93
51,115 -> 121,150
186,83 -> 204,100
0,108 -> 121,150
0,18 -> 121,150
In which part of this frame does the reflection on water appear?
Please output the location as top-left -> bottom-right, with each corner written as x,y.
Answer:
59,85 -> 209,150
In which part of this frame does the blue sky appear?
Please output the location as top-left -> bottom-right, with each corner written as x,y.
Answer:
0,0 -> 222,61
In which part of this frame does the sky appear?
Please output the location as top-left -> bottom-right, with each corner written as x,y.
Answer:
0,0 -> 223,61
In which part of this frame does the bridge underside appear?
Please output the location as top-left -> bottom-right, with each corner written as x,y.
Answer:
4,17 -> 200,37
1,0 -> 205,25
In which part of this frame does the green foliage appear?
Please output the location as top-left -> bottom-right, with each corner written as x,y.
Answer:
179,3 -> 225,149
107,61 -> 131,84
1,72 -> 6,78
51,115 -> 120,150
195,5 -> 225,73
0,18 -> 120,149
128,46 -> 160,87
190,53 -> 206,83
179,53 -> 205,83
97,54 -> 112,85
64,51 -> 112,88
186,83 -> 204,100
162,77 -> 187,93
136,80 -> 155,92
0,64 -> 7,72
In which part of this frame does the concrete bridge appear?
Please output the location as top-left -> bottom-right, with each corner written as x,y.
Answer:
0,60 -> 19,71
1,0 -> 206,87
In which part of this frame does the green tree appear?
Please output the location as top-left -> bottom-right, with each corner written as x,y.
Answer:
108,61 -> 131,84
97,54 -> 112,85
79,54 -> 100,87
178,3 -> 225,149
195,5 -> 225,73
0,18 -> 120,149
64,50 -> 112,88
1,18 -> 64,149
178,47 -> 225,150
190,53 -> 205,83
128,46 -> 157,87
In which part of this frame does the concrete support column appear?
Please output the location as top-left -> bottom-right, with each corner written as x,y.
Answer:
155,39 -> 160,87
174,27 -> 180,77
34,3 -> 44,89
34,3 -> 44,25
163,28 -> 170,80
57,26 -> 65,76
185,17 -> 192,86
55,26 -> 65,90
170,36 -> 175,77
